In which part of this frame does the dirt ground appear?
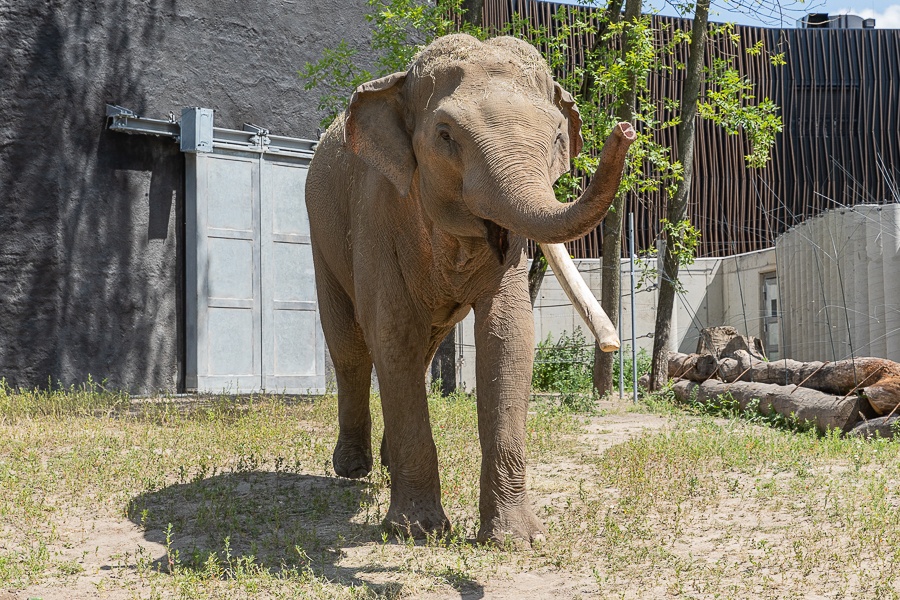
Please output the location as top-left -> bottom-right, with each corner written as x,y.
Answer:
4,403 -> 671,600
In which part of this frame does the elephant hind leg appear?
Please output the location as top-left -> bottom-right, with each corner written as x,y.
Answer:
315,260 -> 374,479
332,354 -> 374,479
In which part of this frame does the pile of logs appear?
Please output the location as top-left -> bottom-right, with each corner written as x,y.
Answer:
659,327 -> 900,437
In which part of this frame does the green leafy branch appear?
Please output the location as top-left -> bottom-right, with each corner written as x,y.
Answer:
635,218 -> 702,293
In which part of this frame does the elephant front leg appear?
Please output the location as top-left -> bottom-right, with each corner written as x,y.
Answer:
366,307 -> 451,538
473,266 -> 546,547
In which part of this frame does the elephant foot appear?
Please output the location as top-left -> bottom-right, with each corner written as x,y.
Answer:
332,438 -> 372,479
384,499 -> 451,539
477,502 -> 546,548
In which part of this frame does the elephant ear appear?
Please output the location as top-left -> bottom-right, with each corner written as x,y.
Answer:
553,83 -> 584,176
345,72 -> 416,197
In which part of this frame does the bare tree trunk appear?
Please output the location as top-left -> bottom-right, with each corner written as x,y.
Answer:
460,0 -> 483,27
593,0 -> 642,397
648,0 -> 710,391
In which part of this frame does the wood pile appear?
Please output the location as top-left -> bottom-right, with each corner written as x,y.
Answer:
657,327 -> 900,436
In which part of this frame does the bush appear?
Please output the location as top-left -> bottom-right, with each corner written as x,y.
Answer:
611,347 -> 652,393
531,330 -> 652,410
532,329 -> 594,395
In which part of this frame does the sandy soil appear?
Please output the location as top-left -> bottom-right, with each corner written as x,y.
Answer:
6,403 -> 670,600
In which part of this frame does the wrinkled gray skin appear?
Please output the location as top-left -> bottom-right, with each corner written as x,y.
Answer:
305,34 -> 633,545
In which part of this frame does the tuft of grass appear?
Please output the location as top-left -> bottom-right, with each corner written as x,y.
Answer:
0,375 -> 130,420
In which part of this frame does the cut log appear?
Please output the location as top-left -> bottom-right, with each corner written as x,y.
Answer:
667,352 -> 718,381
695,326 -> 765,360
702,355 -> 898,416
722,357 -> 900,415
718,349 -> 753,382
863,376 -> 900,415
670,378 -> 863,433
849,415 -> 900,439
790,357 -> 900,395
696,326 -> 739,357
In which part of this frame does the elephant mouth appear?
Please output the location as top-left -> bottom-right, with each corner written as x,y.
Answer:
483,219 -> 509,265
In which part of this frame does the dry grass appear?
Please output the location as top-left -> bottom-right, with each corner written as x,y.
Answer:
1,380 -> 900,598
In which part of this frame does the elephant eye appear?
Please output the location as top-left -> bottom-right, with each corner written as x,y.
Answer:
555,132 -> 565,145
439,129 -> 453,142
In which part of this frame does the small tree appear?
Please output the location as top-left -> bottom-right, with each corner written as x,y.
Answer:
594,0 -> 643,396
647,12 -> 784,391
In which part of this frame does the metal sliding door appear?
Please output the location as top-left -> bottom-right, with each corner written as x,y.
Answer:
185,134 -> 324,394
107,105 -> 325,395
260,155 -> 324,392
186,150 -> 263,393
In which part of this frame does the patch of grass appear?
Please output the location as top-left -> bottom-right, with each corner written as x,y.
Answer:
0,375 -> 129,419
0,386 -> 583,597
3,383 -> 900,598
537,417 -> 900,598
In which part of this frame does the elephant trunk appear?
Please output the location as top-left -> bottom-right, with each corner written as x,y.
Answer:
472,122 -> 636,245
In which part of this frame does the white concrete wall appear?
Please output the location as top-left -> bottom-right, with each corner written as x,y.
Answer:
453,250 -> 778,391
716,248 -> 779,356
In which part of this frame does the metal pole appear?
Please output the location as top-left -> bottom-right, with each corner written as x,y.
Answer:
618,259 -> 624,400
629,213 -> 638,402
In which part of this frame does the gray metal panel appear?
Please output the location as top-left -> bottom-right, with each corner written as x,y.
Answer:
180,107 -> 214,153
189,151 -> 263,393
181,111 -> 324,396
260,154 -> 326,394
185,154 -> 200,391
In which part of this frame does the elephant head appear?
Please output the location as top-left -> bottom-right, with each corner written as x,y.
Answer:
343,34 -> 635,256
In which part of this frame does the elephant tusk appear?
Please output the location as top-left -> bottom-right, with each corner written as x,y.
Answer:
540,243 -> 620,352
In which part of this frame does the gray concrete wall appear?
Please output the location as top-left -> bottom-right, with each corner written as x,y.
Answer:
778,204 -> 900,363
0,0 -> 371,393
716,248 -> 778,353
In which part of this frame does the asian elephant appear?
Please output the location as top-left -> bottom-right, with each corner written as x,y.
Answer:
305,33 -> 634,546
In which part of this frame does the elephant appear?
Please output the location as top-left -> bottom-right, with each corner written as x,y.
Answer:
305,33 -> 634,546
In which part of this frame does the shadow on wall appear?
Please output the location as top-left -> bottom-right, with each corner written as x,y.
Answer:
0,0 -> 374,393
0,0 -> 183,392
676,265 -> 722,355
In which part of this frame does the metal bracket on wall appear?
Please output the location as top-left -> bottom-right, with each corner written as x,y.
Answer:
105,104 -> 317,159
106,104 -> 180,139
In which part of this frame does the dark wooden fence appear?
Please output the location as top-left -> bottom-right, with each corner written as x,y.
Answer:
483,0 -> 900,258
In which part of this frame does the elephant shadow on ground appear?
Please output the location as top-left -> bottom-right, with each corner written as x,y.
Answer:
127,471 -> 484,598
